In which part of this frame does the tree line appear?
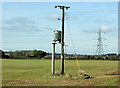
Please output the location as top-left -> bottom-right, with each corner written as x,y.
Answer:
0,50 -> 47,59
44,53 -> 119,61
0,50 -> 119,60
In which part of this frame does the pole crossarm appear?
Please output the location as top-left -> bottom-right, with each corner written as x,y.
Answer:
55,5 -> 70,10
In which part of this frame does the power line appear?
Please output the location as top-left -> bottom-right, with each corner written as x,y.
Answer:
65,13 -> 81,72
65,13 -> 76,55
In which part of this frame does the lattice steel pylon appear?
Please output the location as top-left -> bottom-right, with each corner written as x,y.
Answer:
95,27 -> 104,56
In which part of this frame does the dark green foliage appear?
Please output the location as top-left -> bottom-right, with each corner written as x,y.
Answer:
44,54 -> 119,61
1,49 -> 47,59
0,50 -> 9,58
1,49 -> 119,60
0,50 -> 4,58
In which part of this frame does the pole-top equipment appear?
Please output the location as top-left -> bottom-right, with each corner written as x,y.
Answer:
55,5 -> 70,10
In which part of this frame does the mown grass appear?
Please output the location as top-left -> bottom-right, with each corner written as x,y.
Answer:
2,59 -> 119,86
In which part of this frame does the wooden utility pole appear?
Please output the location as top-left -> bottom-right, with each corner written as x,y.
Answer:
55,5 -> 70,74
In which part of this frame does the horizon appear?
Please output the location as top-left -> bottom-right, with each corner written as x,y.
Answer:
1,2 -> 118,55
1,49 -> 118,55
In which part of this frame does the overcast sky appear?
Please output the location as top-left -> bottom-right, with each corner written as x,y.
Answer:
1,2 -> 118,54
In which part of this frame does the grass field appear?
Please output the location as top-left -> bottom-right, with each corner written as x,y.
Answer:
2,59 -> 119,86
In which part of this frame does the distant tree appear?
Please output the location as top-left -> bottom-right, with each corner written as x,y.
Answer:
0,50 -> 4,58
28,50 -> 38,58
9,51 -> 13,59
28,50 -> 47,58
37,50 -> 47,58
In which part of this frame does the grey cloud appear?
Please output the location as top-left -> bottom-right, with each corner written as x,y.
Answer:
82,29 -> 97,33
96,19 -> 111,23
83,26 -> 117,34
3,25 -> 39,31
5,17 -> 36,25
100,26 -> 117,32
3,17 -> 41,31
46,14 -> 60,20
66,16 -> 78,20
44,26 -> 55,31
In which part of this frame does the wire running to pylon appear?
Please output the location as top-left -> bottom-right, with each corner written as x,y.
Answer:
65,13 -> 81,72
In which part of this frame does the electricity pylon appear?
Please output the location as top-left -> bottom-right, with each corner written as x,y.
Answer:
95,27 -> 104,56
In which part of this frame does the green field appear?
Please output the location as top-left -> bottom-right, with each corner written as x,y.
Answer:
2,59 -> 119,86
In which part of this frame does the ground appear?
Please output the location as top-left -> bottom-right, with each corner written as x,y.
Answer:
2,59 -> 119,86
